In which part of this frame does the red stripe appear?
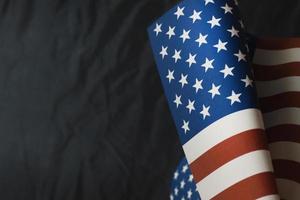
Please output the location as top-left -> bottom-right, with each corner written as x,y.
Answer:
212,172 -> 278,200
253,62 -> 300,81
273,159 -> 300,184
265,125 -> 300,143
256,37 -> 300,50
259,92 -> 300,113
190,129 -> 268,183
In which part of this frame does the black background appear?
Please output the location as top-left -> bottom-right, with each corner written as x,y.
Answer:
0,0 -> 298,199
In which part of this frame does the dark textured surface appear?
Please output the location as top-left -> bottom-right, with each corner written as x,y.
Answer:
0,0 -> 296,199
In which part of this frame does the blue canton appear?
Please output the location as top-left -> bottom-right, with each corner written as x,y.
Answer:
148,0 -> 258,144
170,158 -> 201,200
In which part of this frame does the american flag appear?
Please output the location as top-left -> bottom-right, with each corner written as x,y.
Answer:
253,38 -> 300,200
170,38 -> 300,200
147,0 -> 279,199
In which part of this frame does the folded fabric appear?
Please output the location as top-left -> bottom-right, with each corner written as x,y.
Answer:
172,47 -> 300,196
146,0 -> 292,199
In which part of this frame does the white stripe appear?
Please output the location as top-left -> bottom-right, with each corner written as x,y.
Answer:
263,108 -> 300,128
256,194 -> 280,200
276,179 -> 300,200
183,109 -> 264,163
269,142 -> 300,163
196,150 -> 273,200
253,48 -> 300,65
256,76 -> 300,98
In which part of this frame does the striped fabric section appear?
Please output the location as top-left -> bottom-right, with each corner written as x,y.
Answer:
183,109 -> 277,200
147,0 -> 279,199
253,38 -> 300,200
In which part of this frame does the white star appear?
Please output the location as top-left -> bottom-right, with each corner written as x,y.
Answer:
159,46 -> 168,59
170,194 -> 174,200
220,64 -> 234,78
180,29 -> 191,43
201,58 -> 214,72
172,49 -> 181,63
204,0 -> 214,5
186,99 -> 195,114
193,78 -> 203,93
200,105 -> 210,119
174,187 -> 179,196
234,0 -> 239,5
153,23 -> 162,36
221,3 -> 233,14
179,74 -> 188,88
227,90 -> 241,105
207,16 -> 221,28
182,120 -> 190,134
189,10 -> 202,23
173,171 -> 179,179
208,83 -> 221,98
166,26 -> 176,39
188,174 -> 193,182
241,75 -> 253,87
180,180 -> 186,189
187,189 -> 193,199
173,94 -> 182,108
227,26 -> 239,37
174,6 -> 185,19
186,53 -> 197,67
234,50 -> 246,62
166,69 -> 175,83
195,33 -> 208,47
182,164 -> 188,173
213,39 -> 227,52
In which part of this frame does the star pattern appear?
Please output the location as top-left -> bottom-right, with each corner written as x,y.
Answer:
234,50 -> 246,62
207,16 -> 221,28
186,99 -> 195,114
174,94 -> 183,108
186,53 -> 197,67
220,64 -> 234,78
213,39 -> 227,53
227,26 -> 239,37
192,78 -> 203,93
179,74 -> 188,88
208,83 -> 221,99
189,10 -> 202,23
173,49 -> 182,63
204,0 -> 214,5
200,105 -> 210,119
149,1 -> 259,198
148,0 -> 256,148
221,3 -> 233,14
159,46 -> 168,59
166,69 -> 175,83
180,29 -> 191,43
241,75 -> 253,87
201,58 -> 214,72
153,23 -> 162,36
174,6 -> 185,19
170,158 -> 200,200
166,26 -> 176,39
227,90 -> 242,105
195,33 -> 208,47
181,120 -> 190,133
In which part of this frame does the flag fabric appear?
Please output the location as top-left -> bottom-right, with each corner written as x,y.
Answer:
170,37 -> 300,200
170,158 -> 201,200
252,38 -> 300,200
147,0 -> 278,199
